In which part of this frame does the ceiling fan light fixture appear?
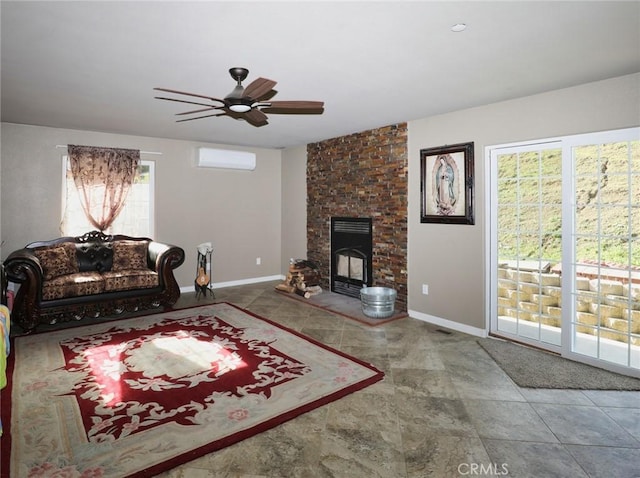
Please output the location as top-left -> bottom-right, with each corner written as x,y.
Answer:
229,104 -> 252,113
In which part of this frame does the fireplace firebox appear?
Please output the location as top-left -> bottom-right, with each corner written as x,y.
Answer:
331,217 -> 373,298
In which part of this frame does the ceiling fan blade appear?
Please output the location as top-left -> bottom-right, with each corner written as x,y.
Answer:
254,89 -> 278,102
262,100 -> 324,110
176,106 -> 223,116
243,108 -> 269,127
176,112 -> 226,123
242,77 -> 277,101
154,87 -> 225,103
155,96 -> 222,108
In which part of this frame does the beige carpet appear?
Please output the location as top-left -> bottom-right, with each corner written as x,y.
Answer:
479,338 -> 640,390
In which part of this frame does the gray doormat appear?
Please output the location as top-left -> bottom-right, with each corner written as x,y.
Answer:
478,338 -> 640,390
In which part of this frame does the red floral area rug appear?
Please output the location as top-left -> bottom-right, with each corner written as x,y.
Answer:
1,303 -> 383,477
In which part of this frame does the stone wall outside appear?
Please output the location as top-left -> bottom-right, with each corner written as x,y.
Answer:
498,266 -> 640,345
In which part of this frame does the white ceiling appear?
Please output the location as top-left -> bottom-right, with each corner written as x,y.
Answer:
2,1 -> 639,149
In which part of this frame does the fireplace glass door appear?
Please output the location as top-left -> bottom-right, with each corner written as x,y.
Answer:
331,217 -> 372,298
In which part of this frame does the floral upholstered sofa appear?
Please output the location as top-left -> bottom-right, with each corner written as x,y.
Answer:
3,231 -> 185,333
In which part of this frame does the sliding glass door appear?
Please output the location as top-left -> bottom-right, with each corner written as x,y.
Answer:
566,131 -> 640,370
490,142 -> 563,349
489,128 -> 639,375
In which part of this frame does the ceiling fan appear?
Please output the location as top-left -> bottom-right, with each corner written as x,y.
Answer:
154,67 -> 324,127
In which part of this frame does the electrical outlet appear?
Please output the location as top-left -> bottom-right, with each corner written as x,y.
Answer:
256,257 -> 261,265
422,284 -> 429,295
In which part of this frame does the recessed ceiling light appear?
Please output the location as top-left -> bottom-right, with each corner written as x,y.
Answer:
451,23 -> 467,32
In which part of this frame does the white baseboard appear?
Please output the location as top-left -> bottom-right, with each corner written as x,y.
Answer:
180,275 -> 285,294
408,309 -> 487,338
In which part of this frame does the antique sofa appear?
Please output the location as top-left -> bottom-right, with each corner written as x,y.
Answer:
3,231 -> 185,333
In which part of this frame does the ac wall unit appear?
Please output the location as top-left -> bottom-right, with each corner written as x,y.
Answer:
197,147 -> 256,170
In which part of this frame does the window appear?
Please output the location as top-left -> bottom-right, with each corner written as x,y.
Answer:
61,157 -> 154,237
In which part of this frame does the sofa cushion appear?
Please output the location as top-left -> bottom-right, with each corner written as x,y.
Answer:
76,242 -> 113,273
42,272 -> 105,301
112,241 -> 148,271
102,270 -> 159,292
34,243 -> 79,280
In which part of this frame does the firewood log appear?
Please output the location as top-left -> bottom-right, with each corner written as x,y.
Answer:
300,281 -> 320,289
297,271 -> 320,287
275,283 -> 295,293
304,286 -> 323,299
301,271 -> 320,281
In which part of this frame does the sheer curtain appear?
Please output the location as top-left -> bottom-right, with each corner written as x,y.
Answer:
65,145 -> 140,232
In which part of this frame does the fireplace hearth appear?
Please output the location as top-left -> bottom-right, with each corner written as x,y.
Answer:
331,217 -> 372,298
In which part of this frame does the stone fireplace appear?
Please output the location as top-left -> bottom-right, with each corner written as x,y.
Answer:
331,217 -> 372,298
307,123 -> 408,311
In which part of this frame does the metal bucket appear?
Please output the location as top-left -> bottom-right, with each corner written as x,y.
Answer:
360,286 -> 397,318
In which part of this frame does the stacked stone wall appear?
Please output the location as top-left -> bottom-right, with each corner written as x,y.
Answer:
306,123 -> 408,311
498,267 -> 640,345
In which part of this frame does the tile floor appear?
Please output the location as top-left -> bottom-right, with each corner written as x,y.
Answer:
32,280 -> 640,477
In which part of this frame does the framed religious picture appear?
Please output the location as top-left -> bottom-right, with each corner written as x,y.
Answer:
420,142 -> 474,225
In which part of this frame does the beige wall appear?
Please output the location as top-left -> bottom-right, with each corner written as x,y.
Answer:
0,123 -> 283,289
280,145 -> 307,273
408,73 -> 640,334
